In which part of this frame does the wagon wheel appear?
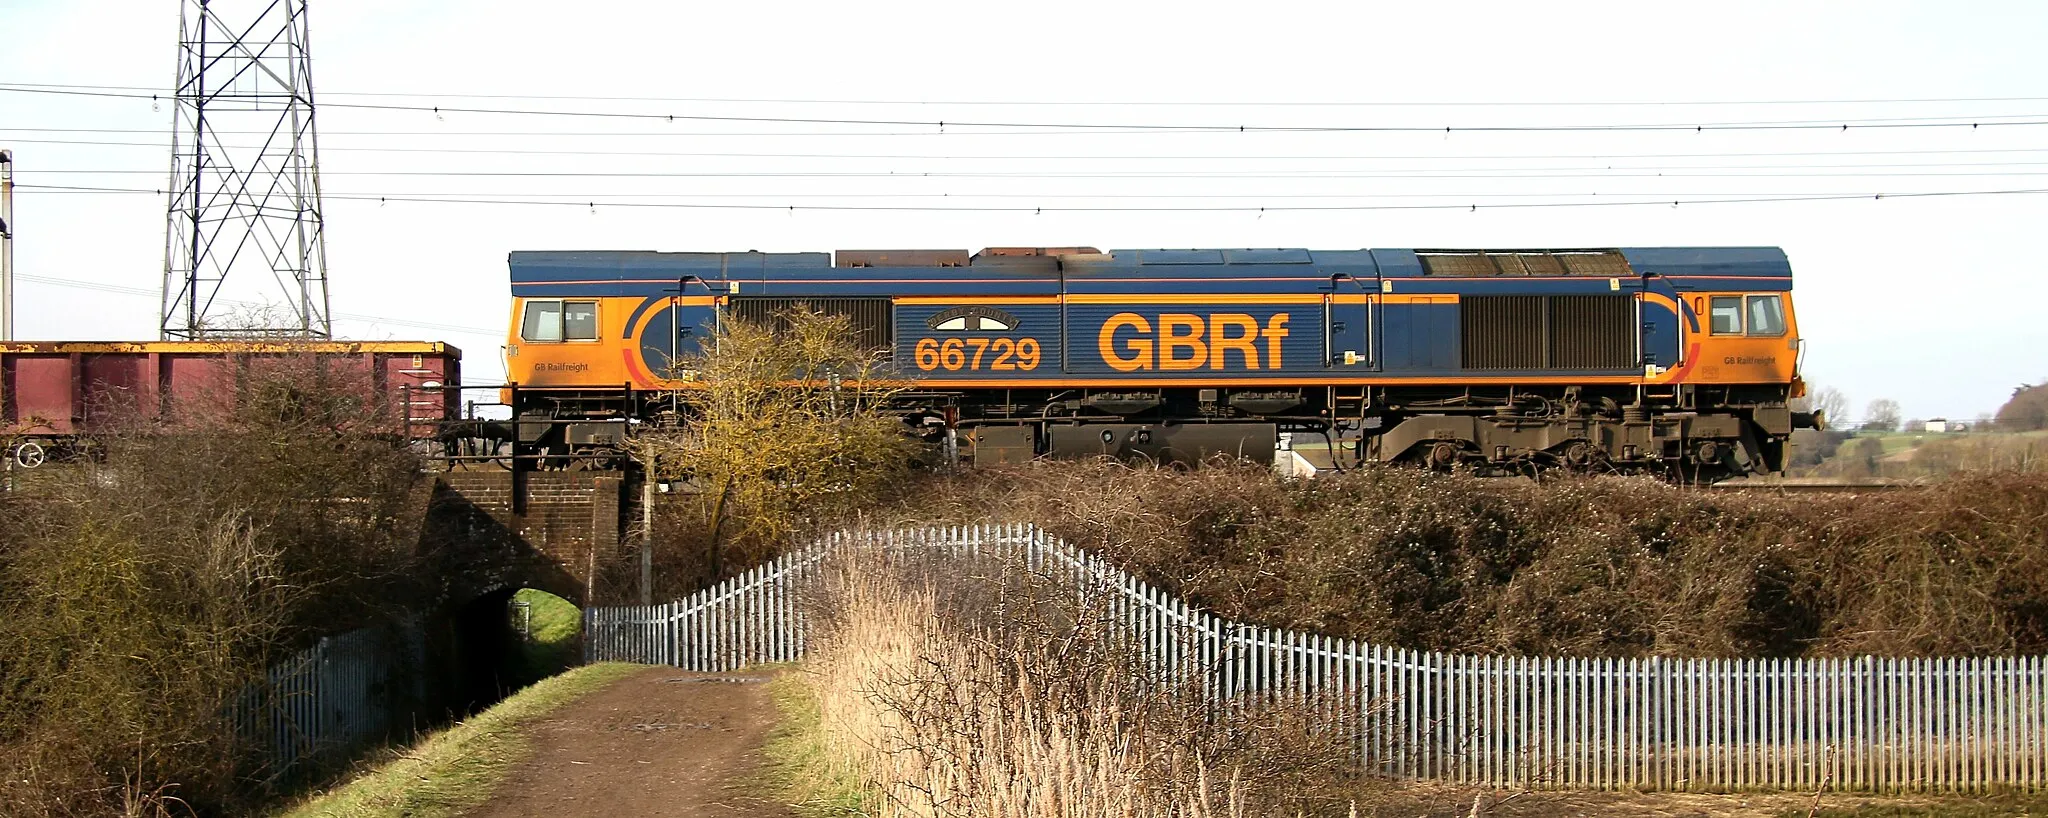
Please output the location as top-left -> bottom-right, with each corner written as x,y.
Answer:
448,438 -> 515,471
12,441 -> 47,469
567,446 -> 615,471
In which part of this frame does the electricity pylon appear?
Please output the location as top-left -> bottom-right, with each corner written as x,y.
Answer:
161,0 -> 331,340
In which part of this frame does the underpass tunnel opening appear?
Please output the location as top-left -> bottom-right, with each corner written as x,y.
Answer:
450,586 -> 583,715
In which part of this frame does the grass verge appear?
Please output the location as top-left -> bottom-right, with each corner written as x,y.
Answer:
273,662 -> 644,818
757,671 -> 868,816
511,588 -> 581,681
1794,793 -> 2048,818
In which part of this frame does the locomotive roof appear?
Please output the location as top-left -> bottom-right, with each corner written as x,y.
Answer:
508,246 -> 1790,293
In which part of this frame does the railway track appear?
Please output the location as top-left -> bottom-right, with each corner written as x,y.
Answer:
1284,449 -> 1920,492
1701,478 -> 1921,493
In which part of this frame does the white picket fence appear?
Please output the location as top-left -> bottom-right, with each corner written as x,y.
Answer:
584,524 -> 2048,792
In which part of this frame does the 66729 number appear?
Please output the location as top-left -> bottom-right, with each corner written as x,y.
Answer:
913,337 -> 1042,371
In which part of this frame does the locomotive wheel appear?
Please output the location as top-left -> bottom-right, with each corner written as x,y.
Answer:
1560,440 -> 1594,470
12,441 -> 46,469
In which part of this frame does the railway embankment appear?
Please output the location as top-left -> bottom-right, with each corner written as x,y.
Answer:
661,524 -> 2048,816
899,463 -> 2048,660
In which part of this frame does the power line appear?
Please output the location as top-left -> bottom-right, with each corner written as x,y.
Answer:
12,123 -> 2035,139
25,148 -> 2048,175
28,168 -> 2048,180
9,85 -> 2048,133
19,182 -> 2048,213
26,188 -> 2017,201
14,273 -> 501,337
9,81 -> 2048,107
11,133 -> 2048,163
5,125 -> 1295,138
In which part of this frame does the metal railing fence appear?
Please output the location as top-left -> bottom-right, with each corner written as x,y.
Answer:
236,620 -> 424,776
585,524 -> 2048,792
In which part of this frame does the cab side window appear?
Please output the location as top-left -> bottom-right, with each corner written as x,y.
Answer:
1709,296 -> 1743,335
521,300 -> 599,342
522,301 -> 563,342
563,301 -> 599,341
1746,295 -> 1785,336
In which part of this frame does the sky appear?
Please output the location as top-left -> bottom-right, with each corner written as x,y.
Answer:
3,0 -> 2046,423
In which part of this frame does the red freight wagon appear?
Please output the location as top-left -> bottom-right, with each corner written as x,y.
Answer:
0,341 -> 461,467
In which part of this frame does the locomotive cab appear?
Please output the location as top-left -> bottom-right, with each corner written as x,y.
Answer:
1687,291 -> 1801,387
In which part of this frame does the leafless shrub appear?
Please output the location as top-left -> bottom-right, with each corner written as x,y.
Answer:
633,307 -> 919,588
0,350 -> 436,816
893,462 -> 2048,659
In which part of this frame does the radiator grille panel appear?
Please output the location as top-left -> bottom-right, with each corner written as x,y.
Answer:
1558,252 -> 1634,277
1514,254 -> 1567,276
1548,295 -> 1637,369
1461,295 -> 1636,370
1420,250 -> 1635,278
726,297 -> 894,351
1419,254 -> 1500,277
1461,296 -> 1546,369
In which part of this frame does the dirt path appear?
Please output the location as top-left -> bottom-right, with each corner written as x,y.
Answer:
458,667 -> 1986,818
468,667 -> 792,818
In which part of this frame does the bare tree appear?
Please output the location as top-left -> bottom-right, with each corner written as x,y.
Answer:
1863,398 -> 1902,433
632,307 -> 918,579
1808,386 -> 1849,429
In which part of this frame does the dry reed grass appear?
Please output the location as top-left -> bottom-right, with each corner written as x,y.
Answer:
799,546 -> 1367,818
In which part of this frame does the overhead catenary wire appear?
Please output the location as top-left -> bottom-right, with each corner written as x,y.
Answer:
14,81 -> 2048,107
16,125 -> 2048,153
27,167 -> 2048,180
26,188 -> 2015,201
18,182 -> 2048,212
11,133 -> 2048,164
9,84 -> 2048,133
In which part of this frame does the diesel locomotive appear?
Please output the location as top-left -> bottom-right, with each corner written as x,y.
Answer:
499,245 -> 1817,481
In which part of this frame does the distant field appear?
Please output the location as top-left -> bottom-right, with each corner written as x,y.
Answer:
511,589 -> 581,682
1837,429 -> 2048,469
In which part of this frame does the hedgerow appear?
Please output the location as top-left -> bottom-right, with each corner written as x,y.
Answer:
905,463 -> 2048,659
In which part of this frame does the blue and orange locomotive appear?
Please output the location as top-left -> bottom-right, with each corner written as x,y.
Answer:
500,245 -> 1816,480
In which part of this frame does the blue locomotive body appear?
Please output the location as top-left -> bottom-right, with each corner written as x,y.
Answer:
505,245 -> 1808,477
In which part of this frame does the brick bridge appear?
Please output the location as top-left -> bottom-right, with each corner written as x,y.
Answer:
426,470 -> 630,609
417,469 -> 639,713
